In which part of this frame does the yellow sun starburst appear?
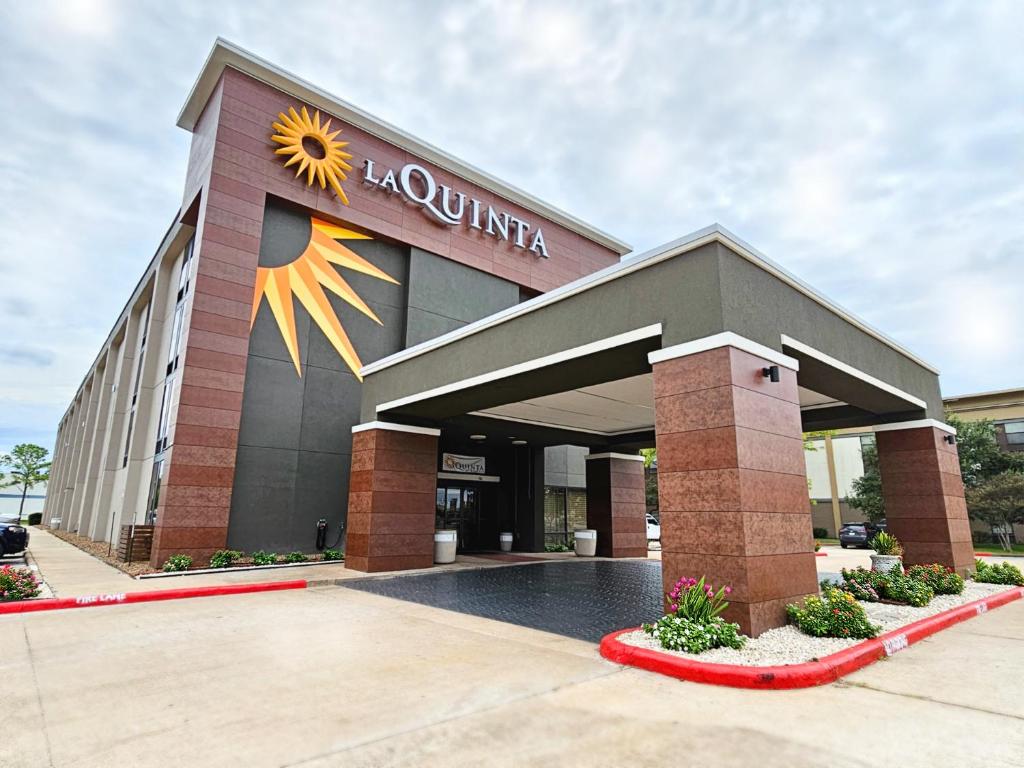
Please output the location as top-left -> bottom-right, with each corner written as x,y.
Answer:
271,106 -> 354,204
251,218 -> 399,380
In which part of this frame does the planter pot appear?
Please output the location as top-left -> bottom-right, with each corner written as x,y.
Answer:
434,530 -> 458,564
870,554 -> 903,572
574,529 -> 597,557
499,532 -> 513,552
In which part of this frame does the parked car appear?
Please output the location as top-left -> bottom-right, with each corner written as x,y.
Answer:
0,519 -> 29,557
646,513 -> 661,541
839,521 -> 886,549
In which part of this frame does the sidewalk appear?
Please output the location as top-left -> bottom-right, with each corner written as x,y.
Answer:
25,527 -> 581,598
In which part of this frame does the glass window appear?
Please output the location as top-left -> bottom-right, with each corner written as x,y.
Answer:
166,303 -> 185,371
122,411 -> 135,468
176,238 -> 194,300
145,459 -> 165,524
154,375 -> 175,454
1005,421 -> 1024,445
543,486 -> 567,546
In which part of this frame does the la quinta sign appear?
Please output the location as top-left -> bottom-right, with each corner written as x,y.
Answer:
363,160 -> 549,258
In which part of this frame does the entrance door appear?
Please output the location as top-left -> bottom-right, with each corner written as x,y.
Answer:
436,485 -> 482,551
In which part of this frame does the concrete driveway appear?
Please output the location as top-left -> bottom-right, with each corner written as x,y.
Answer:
4,576 -> 1023,767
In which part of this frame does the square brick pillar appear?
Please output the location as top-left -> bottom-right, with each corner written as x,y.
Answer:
875,423 -> 973,575
651,340 -> 818,637
346,423 -> 439,573
585,453 -> 648,558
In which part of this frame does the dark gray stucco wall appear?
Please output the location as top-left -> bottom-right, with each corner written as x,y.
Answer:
714,245 -> 944,417
362,238 -> 945,425
227,201 -> 525,554
406,248 -> 520,347
360,243 -> 725,420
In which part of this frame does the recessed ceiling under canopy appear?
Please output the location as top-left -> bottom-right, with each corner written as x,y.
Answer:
471,373 -> 845,436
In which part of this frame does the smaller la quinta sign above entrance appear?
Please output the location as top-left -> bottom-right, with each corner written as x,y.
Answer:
442,453 -> 486,474
363,160 -> 549,258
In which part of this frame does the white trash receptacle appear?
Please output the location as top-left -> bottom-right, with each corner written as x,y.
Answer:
434,530 -> 458,564
574,529 -> 597,557
499,532 -> 513,552
49,518 -> 61,528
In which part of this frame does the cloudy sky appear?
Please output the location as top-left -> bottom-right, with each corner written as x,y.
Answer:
0,1 -> 1022,454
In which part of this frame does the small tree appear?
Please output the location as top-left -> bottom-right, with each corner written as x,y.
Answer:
848,441 -> 885,523
946,414 -> 1024,488
0,444 -> 51,520
966,471 -> 1024,551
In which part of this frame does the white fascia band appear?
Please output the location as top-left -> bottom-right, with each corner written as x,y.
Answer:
781,335 -> 927,410
375,324 -> 663,414
351,421 -> 441,436
648,331 -> 799,371
585,452 -> 646,462
873,419 -> 956,436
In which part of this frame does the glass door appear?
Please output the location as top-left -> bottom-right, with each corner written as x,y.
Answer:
435,485 -> 482,551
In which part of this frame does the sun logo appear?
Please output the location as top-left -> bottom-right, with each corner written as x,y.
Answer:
251,218 -> 399,380
271,106 -> 354,204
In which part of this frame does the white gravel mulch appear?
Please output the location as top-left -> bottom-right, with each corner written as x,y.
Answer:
619,581 -> 1014,668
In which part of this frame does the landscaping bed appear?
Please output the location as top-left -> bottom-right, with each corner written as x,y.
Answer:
46,527 -> 152,576
617,580 -> 1010,667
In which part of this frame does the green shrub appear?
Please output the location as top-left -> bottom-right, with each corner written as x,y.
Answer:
812,527 -> 829,539
162,554 -> 193,572
974,559 -> 1024,586
27,512 -> 42,526
322,548 -> 344,561
787,588 -> 880,639
641,575 -> 746,654
284,551 -> 308,563
838,567 -> 887,600
642,615 -> 745,654
884,572 -> 933,607
209,549 -> 243,569
906,563 -> 965,595
870,531 -> 903,556
838,565 -> 933,606
0,565 -> 41,601
544,543 -> 571,553
251,551 -> 277,566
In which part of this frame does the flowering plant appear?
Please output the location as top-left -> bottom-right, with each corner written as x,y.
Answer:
666,575 -> 732,623
0,565 -> 41,602
642,575 -> 745,654
906,563 -> 965,595
787,588 -> 880,639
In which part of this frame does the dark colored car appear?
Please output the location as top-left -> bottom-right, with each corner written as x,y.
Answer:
839,521 -> 886,549
0,519 -> 29,557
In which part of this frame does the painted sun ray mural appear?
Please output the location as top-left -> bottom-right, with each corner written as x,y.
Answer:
251,218 -> 399,381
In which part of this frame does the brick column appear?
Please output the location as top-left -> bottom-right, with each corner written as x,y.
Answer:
346,423 -> 439,573
875,422 -> 972,575
651,339 -> 818,637
585,453 -> 648,557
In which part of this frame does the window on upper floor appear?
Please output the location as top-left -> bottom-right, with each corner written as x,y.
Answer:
1004,420 -> 1024,445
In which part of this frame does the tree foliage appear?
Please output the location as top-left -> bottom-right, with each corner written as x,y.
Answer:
966,471 -> 1024,551
0,444 -> 51,518
945,414 -> 1024,488
847,441 -> 886,522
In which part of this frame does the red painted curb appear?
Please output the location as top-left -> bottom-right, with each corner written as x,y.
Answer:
815,552 -> 828,557
0,580 -> 308,615
600,586 -> 1024,690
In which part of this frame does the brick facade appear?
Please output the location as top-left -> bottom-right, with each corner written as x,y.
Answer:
653,345 -> 818,636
